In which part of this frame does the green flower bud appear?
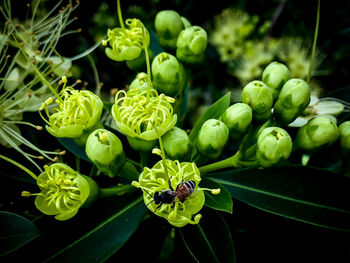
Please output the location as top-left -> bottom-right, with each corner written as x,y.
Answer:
176,26 -> 208,64
163,127 -> 192,160
241,80 -> 273,122
196,119 -> 229,159
273,78 -> 311,125
256,127 -> 292,167
104,19 -> 150,62
132,160 -> 219,227
262,61 -> 290,100
39,86 -> 103,144
112,88 -> 177,152
220,103 -> 252,140
338,121 -> 350,152
294,116 -> 339,151
85,129 -> 126,178
151,52 -> 185,96
129,72 -> 152,93
27,163 -> 99,221
154,10 -> 184,50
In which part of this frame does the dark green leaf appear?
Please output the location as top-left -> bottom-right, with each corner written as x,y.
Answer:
201,177 -> 233,213
207,165 -> 350,231
0,211 -> 40,256
189,92 -> 231,142
57,137 -> 91,163
44,196 -> 147,262
149,29 -> 164,56
179,210 -> 236,263
103,101 -> 113,113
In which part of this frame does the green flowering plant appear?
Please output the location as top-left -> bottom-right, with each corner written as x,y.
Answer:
2,1 -> 350,262
111,87 -> 177,151
256,127 -> 293,167
21,163 -> 99,221
39,78 -> 104,144
85,128 -> 126,177
132,159 -> 220,227
176,26 -> 208,64
103,16 -> 150,62
154,10 -> 185,50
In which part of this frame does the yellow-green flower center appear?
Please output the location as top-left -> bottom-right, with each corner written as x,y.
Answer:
38,165 -> 81,211
114,88 -> 175,135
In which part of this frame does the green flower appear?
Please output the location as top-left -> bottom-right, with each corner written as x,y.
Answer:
262,61 -> 290,100
162,127 -> 192,161
132,160 -> 220,227
103,18 -> 150,62
151,52 -> 186,96
339,121 -> 350,153
294,116 -> 339,151
40,85 -> 103,144
176,26 -> 208,64
22,163 -> 99,221
112,88 -> 177,151
85,129 -> 126,178
196,119 -> 229,159
220,103 -> 252,140
273,78 -> 311,125
154,10 -> 184,50
256,127 -> 292,167
241,80 -> 273,122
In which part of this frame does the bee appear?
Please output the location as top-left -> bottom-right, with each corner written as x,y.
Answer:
145,178 -> 196,211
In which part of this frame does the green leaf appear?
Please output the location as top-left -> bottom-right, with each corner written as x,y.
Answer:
189,92 -> 231,142
149,29 -> 164,56
44,196 -> 147,262
103,101 -> 113,113
201,177 -> 233,213
179,210 -> 236,263
57,137 -> 91,163
207,165 -> 350,231
0,211 -> 40,256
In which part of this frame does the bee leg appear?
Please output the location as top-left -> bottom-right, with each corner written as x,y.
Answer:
154,203 -> 162,213
168,177 -> 174,191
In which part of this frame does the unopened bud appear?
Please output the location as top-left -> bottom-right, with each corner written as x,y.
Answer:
294,116 -> 339,151
273,78 -> 310,125
262,61 -> 290,100
242,80 -> 273,122
196,119 -> 229,159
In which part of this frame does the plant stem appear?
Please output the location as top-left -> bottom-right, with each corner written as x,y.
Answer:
140,151 -> 149,170
307,0 -> 320,83
0,154 -> 38,180
144,26 -> 152,103
199,152 -> 241,175
99,184 -> 136,198
117,0 -> 125,30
